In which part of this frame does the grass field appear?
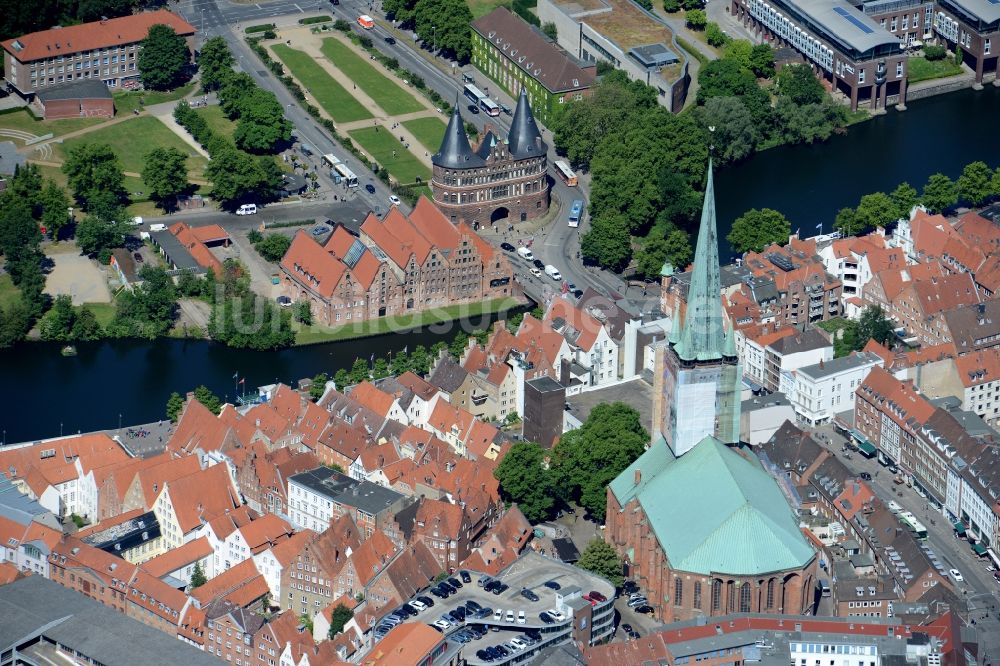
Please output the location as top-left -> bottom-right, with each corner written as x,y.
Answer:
403,117 -> 447,153
0,274 -> 20,310
467,0 -> 511,18
85,302 -> 117,328
272,43 -> 372,123
112,83 -> 195,115
194,105 -> 237,137
320,38 -> 425,116
349,127 -> 430,184
57,116 -> 208,179
908,56 -> 963,83
294,297 -> 521,345
0,108 -> 105,143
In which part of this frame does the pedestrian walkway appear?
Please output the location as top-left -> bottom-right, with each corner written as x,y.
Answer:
269,27 -> 438,169
146,99 -> 212,159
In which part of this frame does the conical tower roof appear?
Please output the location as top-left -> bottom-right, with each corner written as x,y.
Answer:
674,160 -> 726,362
507,89 -> 546,159
432,99 -> 483,169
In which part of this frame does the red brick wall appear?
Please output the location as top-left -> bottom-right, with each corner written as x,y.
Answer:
41,97 -> 113,119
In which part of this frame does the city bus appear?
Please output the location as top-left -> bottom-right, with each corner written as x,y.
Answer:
898,511 -> 928,540
464,83 -> 487,106
568,200 -> 584,228
333,163 -> 359,188
554,160 -> 578,186
479,97 -> 500,116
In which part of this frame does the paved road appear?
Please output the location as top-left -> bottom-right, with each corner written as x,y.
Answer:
810,422 -> 1000,602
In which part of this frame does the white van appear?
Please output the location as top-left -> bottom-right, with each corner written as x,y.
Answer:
545,265 -> 562,281
131,216 -> 143,226
516,246 -> 535,261
236,203 -> 258,216
149,223 -> 167,232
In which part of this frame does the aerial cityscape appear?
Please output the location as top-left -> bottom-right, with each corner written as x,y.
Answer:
0,0 -> 998,663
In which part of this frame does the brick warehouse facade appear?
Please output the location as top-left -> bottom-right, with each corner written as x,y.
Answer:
431,90 -> 550,228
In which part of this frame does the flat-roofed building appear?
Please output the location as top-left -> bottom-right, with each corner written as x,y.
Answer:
932,0 -> 1000,84
731,0 -> 908,110
537,0 -> 690,111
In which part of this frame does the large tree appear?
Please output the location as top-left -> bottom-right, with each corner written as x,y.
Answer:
552,402 -> 648,520
696,96 -> 759,165
635,228 -> 691,278
697,58 -> 771,127
857,305 -> 894,348
255,234 -> 292,262
921,173 -> 958,213
327,604 -> 353,638
197,36 -> 234,92
62,143 -> 126,210
138,24 -> 190,91
775,63 -> 825,105
205,143 -> 269,205
957,161 -> 994,206
580,213 -> 632,271
834,207 -> 863,236
727,208 -> 790,254
889,182 -> 918,220
494,441 -> 557,523
577,539 -> 623,588
38,180 -> 71,239
143,147 -> 189,209
853,192 -> 898,230
233,89 -> 293,154
412,0 -> 473,60
748,42 -> 776,78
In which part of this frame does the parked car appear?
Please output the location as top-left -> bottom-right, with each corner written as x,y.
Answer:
465,600 -> 483,613
529,267 -> 543,277
634,604 -> 654,614
505,610 -> 515,623
432,619 -> 451,631
629,630 -> 641,639
547,609 -> 565,621
451,607 -> 467,622
236,203 -> 258,215
622,623 -> 634,634
517,610 -> 526,624
589,590 -> 607,603
448,577 -> 462,589
500,242 -> 515,252
479,576 -> 493,588
365,183 -> 376,194
622,581 -> 638,594
627,597 -> 648,608
384,36 -> 396,44
520,588 -> 539,602
860,472 -> 872,481
949,568 -> 964,583
388,194 -> 401,206
539,611 -> 554,624
409,599 -> 427,611
460,570 -> 472,583
532,258 -> 545,270
495,583 -> 509,594
543,580 -> 561,591
493,608 -> 502,621
417,595 -> 434,607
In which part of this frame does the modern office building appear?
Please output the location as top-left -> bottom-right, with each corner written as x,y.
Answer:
430,90 -> 550,226
651,161 -> 741,457
730,0 -> 908,110
470,7 -> 596,124
932,0 -> 1000,84
1,10 -> 195,96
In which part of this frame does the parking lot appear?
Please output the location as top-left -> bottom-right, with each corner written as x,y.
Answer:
372,552 -> 616,664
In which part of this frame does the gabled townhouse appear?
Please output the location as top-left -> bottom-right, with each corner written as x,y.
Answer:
231,441 -> 319,517
739,327 -> 797,390
459,327 -> 521,422
202,599 -> 266,665
190,557 -> 269,611
253,529 -> 316,599
0,433 -> 131,519
891,207 -> 954,265
954,350 -> 1000,426
117,453 -> 201,517
153,462 -> 241,551
459,505 -> 532,576
0,512 -> 60,577
393,497 -> 475,570
252,609 -> 348,666
76,508 -> 164,563
855,366 -> 938,470
348,381 -> 410,425
349,441 -> 401,485
424,398 -> 503,460
167,396 -> 241,458
944,300 -> 1000,354
375,371 -> 441,425
199,505 -> 254,576
743,237 -> 843,326
142,535 -> 214,587
544,297 -> 620,389
279,515 -> 363,617
280,198 -> 514,327
818,232 -> 901,300
210,512 -> 294,577
366,539 -> 440,609
331,529 -> 397,603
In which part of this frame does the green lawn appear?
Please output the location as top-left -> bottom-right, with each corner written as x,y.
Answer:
0,274 -> 20,310
272,43 -> 372,123
57,115 -> 208,179
467,0 -> 511,18
907,57 -> 963,83
84,302 -> 116,328
0,108 -> 105,143
112,83 -> 195,115
403,117 -> 447,153
294,297 -> 521,345
194,105 -> 237,137
320,38 -> 425,116
349,127 -> 430,185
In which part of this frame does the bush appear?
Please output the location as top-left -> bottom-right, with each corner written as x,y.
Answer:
299,15 -> 332,24
706,22 -> 729,47
359,35 -> 373,49
923,44 -> 946,60
245,23 -> 276,34
262,29 -> 277,40
334,19 -> 352,32
685,9 -> 707,30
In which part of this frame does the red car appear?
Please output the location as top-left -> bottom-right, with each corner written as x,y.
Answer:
589,590 -> 607,603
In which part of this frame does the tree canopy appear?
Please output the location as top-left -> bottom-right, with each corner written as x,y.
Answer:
384,0 -> 472,60
727,208 -> 790,254
143,147 -> 189,210
494,441 -> 557,523
197,36 -> 234,92
138,24 -> 190,91
856,305 -> 894,348
957,161 -> 994,206
921,173 -> 958,213
327,604 -> 353,638
775,63 -> 825,105
62,143 -> 126,210
853,192 -> 898,230
577,539 -> 623,588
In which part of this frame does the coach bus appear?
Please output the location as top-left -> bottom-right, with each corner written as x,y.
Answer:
554,160 -> 577,186
568,200 -> 584,228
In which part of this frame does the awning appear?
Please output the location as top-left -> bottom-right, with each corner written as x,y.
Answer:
857,441 -> 877,457
973,543 -> 988,556
954,522 -> 966,535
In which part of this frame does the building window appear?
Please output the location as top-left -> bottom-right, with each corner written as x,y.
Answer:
711,580 -> 722,611
674,578 -> 683,606
858,69 -> 866,84
766,579 -> 775,609
693,581 -> 702,609
896,62 -> 903,78
986,39 -> 992,55
740,583 -> 751,612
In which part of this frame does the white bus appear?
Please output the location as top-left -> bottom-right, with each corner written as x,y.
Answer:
479,97 -> 500,116
554,160 -> 577,186
334,163 -> 358,188
463,83 -> 487,105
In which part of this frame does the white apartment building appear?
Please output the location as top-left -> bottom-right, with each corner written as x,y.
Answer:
792,351 -> 884,426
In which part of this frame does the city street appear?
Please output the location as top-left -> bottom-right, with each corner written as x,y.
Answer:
809,422 -> 1000,604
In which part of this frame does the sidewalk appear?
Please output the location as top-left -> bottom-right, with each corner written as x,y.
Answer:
146,98 -> 211,159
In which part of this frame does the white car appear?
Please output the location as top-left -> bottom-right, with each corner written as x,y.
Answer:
548,609 -> 565,621
409,599 -> 427,611
432,619 -> 451,631
388,195 -> 401,206
493,608 -> 502,621
510,637 -> 528,649
236,203 -> 258,215
505,610 -> 515,623
517,610 -> 526,624
529,267 -> 542,277
949,568 -> 964,583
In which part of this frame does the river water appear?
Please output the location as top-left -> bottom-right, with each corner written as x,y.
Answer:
3,85 -> 999,442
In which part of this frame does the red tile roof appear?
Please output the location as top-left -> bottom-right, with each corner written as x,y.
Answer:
0,433 -> 129,487
190,558 -> 263,607
2,10 -> 195,63
281,230 -> 347,299
349,381 -> 397,418
954,349 -> 1000,388
362,622 -> 442,666
165,463 -> 240,534
142,536 -> 213,577
169,222 -> 224,273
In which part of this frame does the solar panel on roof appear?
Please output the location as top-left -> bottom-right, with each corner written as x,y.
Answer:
832,6 -> 875,34
343,239 -> 366,268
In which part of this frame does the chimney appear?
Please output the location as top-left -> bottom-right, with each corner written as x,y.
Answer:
634,469 -> 641,485
819,358 -> 825,369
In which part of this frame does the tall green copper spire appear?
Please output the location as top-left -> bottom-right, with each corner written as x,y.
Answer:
674,159 -> 726,362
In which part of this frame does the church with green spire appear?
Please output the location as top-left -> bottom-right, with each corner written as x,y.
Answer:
652,160 -> 742,457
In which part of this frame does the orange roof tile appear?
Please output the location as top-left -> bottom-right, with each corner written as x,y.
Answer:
189,224 -> 229,244
954,349 -> 1000,388
238,514 -> 294,554
142,536 -> 214,577
910,272 -> 980,316
0,433 -> 129,487
349,381 -> 397,418
348,530 -> 397,587
281,231 -> 347,299
191,558 -> 262,606
544,297 -> 603,351
362,622 -> 442,666
169,222 -> 224,273
166,463 -> 240,534
2,10 -> 195,63
394,372 -> 438,401
263,528 -> 316,567
0,562 -> 20,585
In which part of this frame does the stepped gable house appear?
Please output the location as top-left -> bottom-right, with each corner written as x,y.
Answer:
431,89 -> 550,227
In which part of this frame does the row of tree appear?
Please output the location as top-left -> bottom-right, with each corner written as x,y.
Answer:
0,0 -> 144,41
493,402 -> 648,522
383,0 -> 474,61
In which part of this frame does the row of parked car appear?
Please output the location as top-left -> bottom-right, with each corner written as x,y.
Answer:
475,631 -> 543,663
